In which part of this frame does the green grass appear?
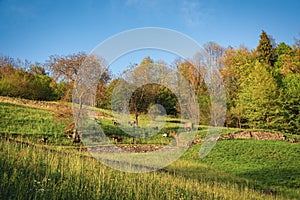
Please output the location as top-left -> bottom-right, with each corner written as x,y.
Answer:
0,102 -> 66,135
0,141 -> 282,200
0,98 -> 245,145
97,117 -> 172,145
1,97 -> 300,199
180,140 -> 300,199
0,101 -> 69,145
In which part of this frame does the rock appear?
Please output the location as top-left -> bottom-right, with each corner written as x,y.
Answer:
219,131 -> 289,141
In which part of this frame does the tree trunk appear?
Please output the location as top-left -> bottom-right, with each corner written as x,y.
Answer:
135,113 -> 139,126
238,117 -> 241,129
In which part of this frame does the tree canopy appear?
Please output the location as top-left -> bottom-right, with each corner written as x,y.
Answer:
0,30 -> 299,134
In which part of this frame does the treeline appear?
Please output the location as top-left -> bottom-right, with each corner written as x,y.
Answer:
221,31 -> 299,134
0,30 -> 299,134
0,52 -> 110,103
0,58 -> 59,101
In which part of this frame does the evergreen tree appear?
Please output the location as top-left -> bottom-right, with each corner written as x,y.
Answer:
256,30 -> 276,66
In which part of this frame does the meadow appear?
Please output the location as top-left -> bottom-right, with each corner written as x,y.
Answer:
0,98 -> 300,199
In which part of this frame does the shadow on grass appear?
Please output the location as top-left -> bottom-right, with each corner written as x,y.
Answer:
170,141 -> 300,199
236,167 -> 300,199
166,159 -> 300,199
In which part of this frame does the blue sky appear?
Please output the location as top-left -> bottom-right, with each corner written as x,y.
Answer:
0,0 -> 299,73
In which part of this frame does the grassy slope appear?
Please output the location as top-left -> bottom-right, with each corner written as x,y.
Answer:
0,101 -> 70,145
0,97 -> 300,199
0,141 -> 281,200
178,140 -> 300,199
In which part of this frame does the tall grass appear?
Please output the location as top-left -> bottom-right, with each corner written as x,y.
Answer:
182,140 -> 300,199
0,140 -> 281,200
0,102 -> 66,137
1,97 -> 299,199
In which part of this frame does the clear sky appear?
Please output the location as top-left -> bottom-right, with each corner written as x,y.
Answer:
0,0 -> 299,73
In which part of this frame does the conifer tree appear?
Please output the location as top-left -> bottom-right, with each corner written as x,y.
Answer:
256,30 -> 276,66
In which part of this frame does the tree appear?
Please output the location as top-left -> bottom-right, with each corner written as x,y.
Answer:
95,67 -> 111,108
0,68 -> 56,100
239,61 -> 279,129
156,86 -> 178,116
72,54 -> 108,140
0,55 -> 56,100
220,46 -> 255,128
126,58 -> 153,125
45,52 -> 110,102
177,60 -> 210,124
112,57 -> 180,125
203,42 -> 226,127
45,52 -> 87,101
279,74 -> 300,134
275,44 -> 300,76
203,41 -> 225,71
29,63 -> 47,76
256,30 -> 276,66
0,55 -> 15,79
120,57 -> 162,125
129,84 -> 153,125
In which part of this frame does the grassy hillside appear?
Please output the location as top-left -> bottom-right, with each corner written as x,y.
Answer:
178,140 -> 300,199
0,141 -> 285,200
0,97 -> 300,199
0,101 -> 69,145
0,102 -> 65,135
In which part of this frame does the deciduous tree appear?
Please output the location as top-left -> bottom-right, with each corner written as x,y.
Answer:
239,61 -> 279,129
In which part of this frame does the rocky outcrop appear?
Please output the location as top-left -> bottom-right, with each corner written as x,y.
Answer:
220,131 -> 292,141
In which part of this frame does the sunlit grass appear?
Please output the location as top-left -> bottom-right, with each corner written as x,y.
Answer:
1,97 -> 299,199
181,140 -> 300,199
0,102 -> 66,139
0,141 -> 282,200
